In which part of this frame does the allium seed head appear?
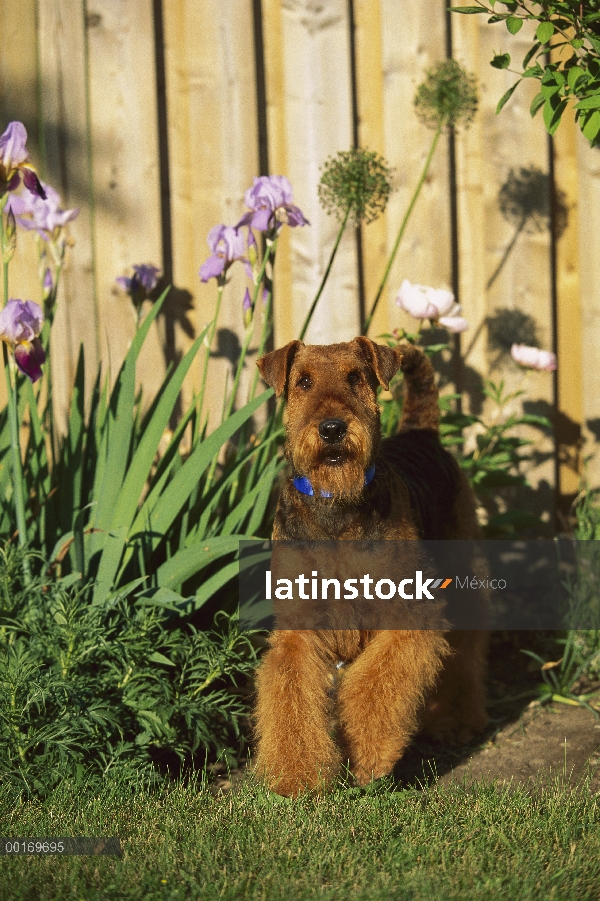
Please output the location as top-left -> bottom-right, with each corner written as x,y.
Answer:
414,59 -> 478,132
318,148 -> 393,226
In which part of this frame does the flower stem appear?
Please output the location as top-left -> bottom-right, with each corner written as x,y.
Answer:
0,205 -> 30,582
298,206 -> 351,342
248,277 -> 274,402
197,283 -> 224,428
224,239 -> 276,422
362,122 -> 443,335
40,257 -> 61,467
203,240 -> 277,493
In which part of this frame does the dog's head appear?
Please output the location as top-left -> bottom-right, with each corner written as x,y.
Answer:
257,337 -> 404,498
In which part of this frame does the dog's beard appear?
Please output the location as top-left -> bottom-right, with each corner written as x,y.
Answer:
291,422 -> 375,501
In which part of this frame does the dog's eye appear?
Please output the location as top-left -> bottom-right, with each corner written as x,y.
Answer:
297,375 -> 312,391
347,371 -> 361,386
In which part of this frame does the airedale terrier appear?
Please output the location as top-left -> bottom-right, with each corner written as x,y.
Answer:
254,337 -> 488,796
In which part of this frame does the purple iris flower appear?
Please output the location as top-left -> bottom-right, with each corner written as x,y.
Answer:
237,175 -> 309,234
0,122 -> 46,199
116,263 -> 161,300
0,299 -> 45,382
7,183 -> 79,241
199,225 -> 246,283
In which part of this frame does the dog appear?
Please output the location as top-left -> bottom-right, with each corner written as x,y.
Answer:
253,337 -> 488,796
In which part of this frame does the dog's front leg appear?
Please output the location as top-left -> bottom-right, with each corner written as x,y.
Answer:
254,630 -> 340,797
337,630 -> 449,785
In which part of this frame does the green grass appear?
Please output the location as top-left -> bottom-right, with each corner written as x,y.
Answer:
1,771 -> 599,901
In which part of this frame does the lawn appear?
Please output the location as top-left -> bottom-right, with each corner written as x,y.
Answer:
1,771 -> 599,901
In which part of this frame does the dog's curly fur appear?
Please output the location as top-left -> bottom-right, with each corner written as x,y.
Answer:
253,338 -> 488,797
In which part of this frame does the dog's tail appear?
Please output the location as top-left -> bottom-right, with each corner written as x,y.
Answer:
397,345 -> 439,433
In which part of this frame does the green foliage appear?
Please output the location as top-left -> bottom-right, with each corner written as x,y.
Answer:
522,630 -> 600,709
0,288 -> 282,610
0,546 -> 258,798
521,491 -> 600,708
444,381 -> 552,537
451,0 -> 600,144
574,485 -> 600,539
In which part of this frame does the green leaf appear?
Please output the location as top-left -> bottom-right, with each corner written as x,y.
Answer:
536,21 -> 555,44
581,109 -> 600,143
137,586 -> 187,608
530,91 -> 546,117
447,6 -> 486,12
574,93 -> 600,110
97,330 -> 205,565
423,343 -> 449,355
221,457 -> 281,535
491,53 -> 511,69
146,391 -> 273,543
506,15 -> 523,34
156,535 -> 242,590
517,414 -> 552,428
522,63 -> 544,78
540,78 -> 562,100
59,346 -> 85,547
543,96 -> 568,135
186,560 -> 240,614
247,458 -> 280,535
189,431 -> 282,544
567,65 -> 586,92
148,651 -> 176,667
92,307 -> 207,604
90,287 -> 170,537
496,80 -> 521,114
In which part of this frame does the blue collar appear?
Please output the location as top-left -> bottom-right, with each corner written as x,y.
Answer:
292,466 -> 376,498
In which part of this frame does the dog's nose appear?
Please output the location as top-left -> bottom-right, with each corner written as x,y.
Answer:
318,418 -> 347,443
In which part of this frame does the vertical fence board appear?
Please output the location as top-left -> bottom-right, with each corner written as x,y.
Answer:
353,0 -> 388,336
452,14 -> 487,381
553,108 -> 583,507
379,0 -> 450,340
163,0 -> 259,422
273,0 -> 358,345
262,0 -> 293,346
85,0 -> 163,401
578,134 -> 600,489
37,0 -> 97,423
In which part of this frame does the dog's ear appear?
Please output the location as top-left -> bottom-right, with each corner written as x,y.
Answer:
352,337 -> 404,390
257,340 -> 303,397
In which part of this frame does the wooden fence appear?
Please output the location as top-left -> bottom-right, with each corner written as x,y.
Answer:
0,0 -> 598,519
